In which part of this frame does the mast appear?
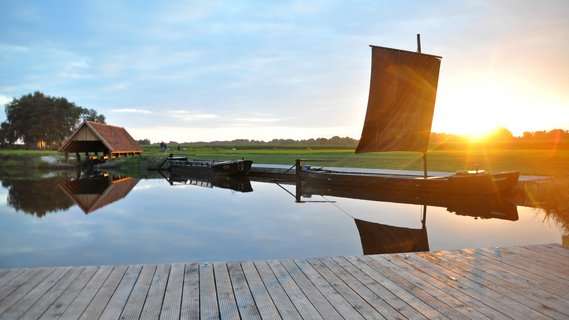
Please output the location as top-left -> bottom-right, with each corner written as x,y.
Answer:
417,33 -> 428,179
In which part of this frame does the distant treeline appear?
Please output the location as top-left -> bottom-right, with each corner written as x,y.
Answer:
430,129 -> 569,150
139,136 -> 359,147
138,128 -> 569,149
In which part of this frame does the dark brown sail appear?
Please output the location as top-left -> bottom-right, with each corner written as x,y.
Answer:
356,46 -> 441,153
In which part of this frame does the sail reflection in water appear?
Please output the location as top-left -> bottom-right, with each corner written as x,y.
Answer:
289,176 -> 519,255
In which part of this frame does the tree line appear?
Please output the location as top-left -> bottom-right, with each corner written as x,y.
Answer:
0,91 -> 105,149
140,128 -> 569,148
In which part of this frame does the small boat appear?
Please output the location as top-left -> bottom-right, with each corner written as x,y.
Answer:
302,35 -> 520,195
303,168 -> 519,196
167,156 -> 253,177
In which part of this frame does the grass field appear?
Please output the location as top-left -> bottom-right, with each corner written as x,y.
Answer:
140,145 -> 569,177
1,146 -> 568,177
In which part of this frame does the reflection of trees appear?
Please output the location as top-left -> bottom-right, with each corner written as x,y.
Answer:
1,174 -> 74,217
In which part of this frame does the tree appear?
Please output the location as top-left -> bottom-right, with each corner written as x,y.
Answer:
0,91 -> 105,148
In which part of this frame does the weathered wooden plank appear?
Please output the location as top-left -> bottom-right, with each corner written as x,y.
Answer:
79,265 -> 128,320
523,244 -> 569,266
16,267 -> 85,320
180,263 -> 200,320
1,267 -> 69,319
240,260 -> 281,320
119,264 -> 157,320
306,258 -> 385,320
0,268 -> 11,279
254,260 -> 302,319
226,261 -> 262,320
160,263 -> 184,320
280,259 -> 343,320
448,249 -> 569,313
267,259 -> 324,320
140,264 -> 170,320
461,249 -> 567,297
0,267 -> 44,302
0,268 -> 26,288
0,268 -> 54,316
540,243 -> 569,257
294,259 -> 366,320
98,264 -> 143,320
497,246 -> 569,280
38,266 -> 99,320
319,257 -> 406,320
422,250 -> 569,319
393,252 -> 548,320
475,247 -> 569,290
57,265 -> 114,320
335,256 -> 436,320
199,262 -> 219,320
364,255 -> 504,320
213,262 -> 240,320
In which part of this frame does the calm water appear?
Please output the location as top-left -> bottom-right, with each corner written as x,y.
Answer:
0,171 -> 563,268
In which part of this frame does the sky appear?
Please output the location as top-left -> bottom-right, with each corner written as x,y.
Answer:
1,0 -> 568,143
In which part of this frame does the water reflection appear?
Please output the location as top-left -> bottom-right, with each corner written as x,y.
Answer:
281,177 -> 519,255
0,170 -> 566,268
0,172 -> 74,217
59,173 -> 139,214
163,171 -> 253,193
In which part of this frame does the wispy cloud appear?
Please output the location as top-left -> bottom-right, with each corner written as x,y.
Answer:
111,108 -> 153,114
0,95 -> 12,106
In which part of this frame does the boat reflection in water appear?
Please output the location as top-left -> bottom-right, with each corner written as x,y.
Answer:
164,170 -> 253,193
59,172 -> 140,214
277,176 -> 519,255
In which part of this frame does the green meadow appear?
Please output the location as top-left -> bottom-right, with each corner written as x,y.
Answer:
142,145 -> 568,176
1,146 -> 568,177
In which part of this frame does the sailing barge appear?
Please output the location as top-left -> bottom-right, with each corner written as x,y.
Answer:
301,167 -> 519,196
167,155 -> 253,177
301,37 -> 520,195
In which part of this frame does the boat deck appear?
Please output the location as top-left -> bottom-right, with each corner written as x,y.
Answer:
1,244 -> 567,319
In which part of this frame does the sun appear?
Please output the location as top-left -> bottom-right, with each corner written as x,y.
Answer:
433,77 -> 530,140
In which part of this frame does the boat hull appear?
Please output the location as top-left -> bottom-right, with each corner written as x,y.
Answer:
169,159 -> 253,177
302,169 -> 519,196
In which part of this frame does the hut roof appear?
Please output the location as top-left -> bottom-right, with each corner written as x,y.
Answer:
59,121 -> 142,154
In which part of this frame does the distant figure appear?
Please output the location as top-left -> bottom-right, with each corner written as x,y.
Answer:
160,141 -> 167,152
177,145 -> 181,151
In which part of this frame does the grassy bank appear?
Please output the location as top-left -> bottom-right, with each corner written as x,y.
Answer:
139,145 -> 569,177
1,146 -> 568,177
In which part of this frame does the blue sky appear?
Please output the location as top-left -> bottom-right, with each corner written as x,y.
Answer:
1,0 -> 568,142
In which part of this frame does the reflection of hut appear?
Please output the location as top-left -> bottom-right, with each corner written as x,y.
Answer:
355,218 -> 429,254
59,175 -> 139,214
59,121 -> 142,161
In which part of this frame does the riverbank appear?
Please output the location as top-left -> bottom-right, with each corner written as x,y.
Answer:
1,146 -> 569,177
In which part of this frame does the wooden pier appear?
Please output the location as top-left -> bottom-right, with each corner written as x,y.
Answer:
1,244 -> 567,319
